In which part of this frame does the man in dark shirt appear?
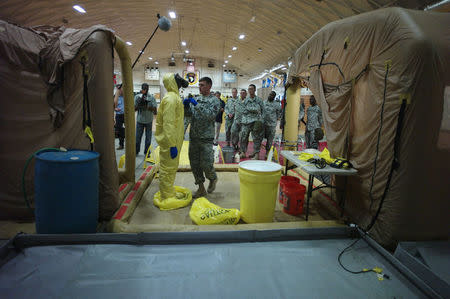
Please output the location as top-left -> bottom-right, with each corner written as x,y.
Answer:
213,91 -> 225,146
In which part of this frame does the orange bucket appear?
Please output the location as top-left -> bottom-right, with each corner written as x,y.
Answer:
283,182 -> 306,216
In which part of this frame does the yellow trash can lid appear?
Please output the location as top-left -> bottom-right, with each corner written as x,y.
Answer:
239,160 -> 282,172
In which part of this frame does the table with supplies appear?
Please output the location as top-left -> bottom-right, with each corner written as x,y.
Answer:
280,150 -> 358,221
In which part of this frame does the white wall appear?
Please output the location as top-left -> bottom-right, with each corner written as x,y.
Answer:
115,57 -> 261,99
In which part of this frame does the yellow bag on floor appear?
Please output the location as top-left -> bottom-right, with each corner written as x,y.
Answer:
153,185 -> 192,210
189,197 -> 240,225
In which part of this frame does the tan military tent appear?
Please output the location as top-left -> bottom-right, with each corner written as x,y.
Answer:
288,8 -> 450,247
0,21 -> 120,220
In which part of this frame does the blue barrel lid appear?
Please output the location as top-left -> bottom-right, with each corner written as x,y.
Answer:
36,150 -> 100,163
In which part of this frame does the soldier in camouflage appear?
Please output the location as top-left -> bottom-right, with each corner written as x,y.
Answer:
305,95 -> 323,149
231,89 -> 247,151
224,88 -> 238,146
262,91 -> 281,158
184,77 -> 220,198
240,84 -> 264,160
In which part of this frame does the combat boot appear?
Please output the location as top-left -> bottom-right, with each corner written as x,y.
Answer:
207,178 -> 218,193
193,183 -> 207,198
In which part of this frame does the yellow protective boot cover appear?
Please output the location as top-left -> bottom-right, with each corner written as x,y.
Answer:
153,185 -> 192,210
189,197 -> 240,225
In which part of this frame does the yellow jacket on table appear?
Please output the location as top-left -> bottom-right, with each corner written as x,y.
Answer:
155,74 -> 184,200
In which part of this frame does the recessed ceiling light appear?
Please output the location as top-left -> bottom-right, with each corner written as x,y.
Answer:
73,5 -> 86,13
232,46 -> 237,51
169,11 -> 176,19
155,61 -> 159,65
148,57 -> 153,60
225,60 -> 228,63
223,64 -> 226,67
185,50 -> 190,54
239,34 -> 245,40
181,41 -> 186,46
228,55 -> 232,58
139,50 -> 144,54
126,41 -> 132,46
282,67 -> 287,70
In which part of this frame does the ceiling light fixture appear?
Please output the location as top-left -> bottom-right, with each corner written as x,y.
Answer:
155,61 -> 159,65
228,55 -> 232,58
72,5 -> 86,13
169,11 -> 176,19
223,64 -> 226,67
225,60 -> 228,63
185,50 -> 190,54
258,48 -> 262,52
281,67 -> 287,70
126,41 -> 132,46
239,34 -> 245,40
148,57 -> 153,60
232,46 -> 237,51
181,41 -> 186,46
139,50 -> 144,54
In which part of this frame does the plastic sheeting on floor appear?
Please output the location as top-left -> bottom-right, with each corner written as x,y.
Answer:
0,239 -> 424,298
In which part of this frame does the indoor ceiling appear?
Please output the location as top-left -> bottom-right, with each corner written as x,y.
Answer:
0,0 -> 440,77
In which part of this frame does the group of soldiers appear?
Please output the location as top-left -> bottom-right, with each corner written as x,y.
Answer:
224,85 -> 282,160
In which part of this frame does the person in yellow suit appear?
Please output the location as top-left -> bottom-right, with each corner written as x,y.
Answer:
155,73 -> 189,200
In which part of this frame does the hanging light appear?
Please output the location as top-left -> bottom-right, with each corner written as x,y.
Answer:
72,5 -> 86,13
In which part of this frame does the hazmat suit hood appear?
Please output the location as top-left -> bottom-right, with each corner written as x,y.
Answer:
163,73 -> 180,96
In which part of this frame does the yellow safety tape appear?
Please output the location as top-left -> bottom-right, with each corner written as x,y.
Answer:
84,126 -> 94,143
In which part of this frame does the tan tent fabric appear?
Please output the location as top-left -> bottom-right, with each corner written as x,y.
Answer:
288,8 -> 450,247
0,21 -> 120,220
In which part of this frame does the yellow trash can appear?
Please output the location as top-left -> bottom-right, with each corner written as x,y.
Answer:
239,160 -> 282,223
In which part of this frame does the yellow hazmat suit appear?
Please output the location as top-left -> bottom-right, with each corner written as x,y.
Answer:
155,74 -> 185,200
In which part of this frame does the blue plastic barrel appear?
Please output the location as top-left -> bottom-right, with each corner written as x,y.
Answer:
34,150 -> 99,234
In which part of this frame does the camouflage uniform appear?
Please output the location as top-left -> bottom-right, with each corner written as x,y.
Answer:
298,102 -> 305,123
262,100 -> 281,152
185,94 -> 220,185
305,104 -> 323,149
240,96 -> 264,155
231,96 -> 246,149
224,97 -> 237,144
